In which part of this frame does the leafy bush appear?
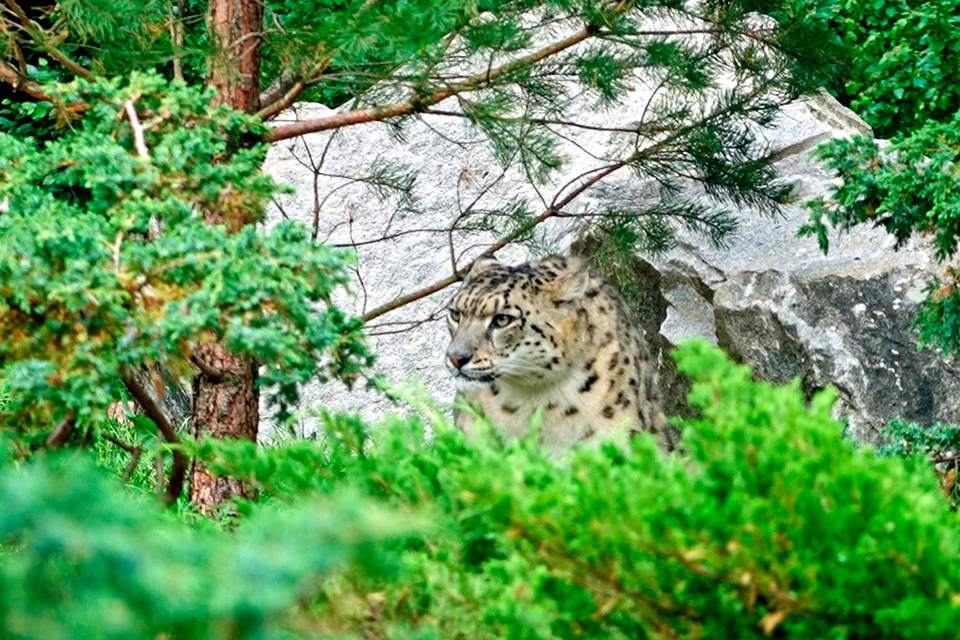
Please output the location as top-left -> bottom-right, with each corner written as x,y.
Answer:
827,0 -> 960,138
801,116 -> 960,358
882,418 -> 960,506
5,342 -> 959,638
0,72 -> 371,442
0,446 -> 414,640
188,341 -> 960,639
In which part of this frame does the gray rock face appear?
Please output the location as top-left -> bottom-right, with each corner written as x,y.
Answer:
262,91 -> 960,443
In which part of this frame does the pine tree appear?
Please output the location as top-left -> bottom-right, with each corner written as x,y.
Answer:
0,0 -> 842,510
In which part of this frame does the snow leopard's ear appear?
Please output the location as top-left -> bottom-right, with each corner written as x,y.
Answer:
540,256 -> 591,302
466,253 -> 500,279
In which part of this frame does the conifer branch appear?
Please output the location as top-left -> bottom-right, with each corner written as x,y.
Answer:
267,26 -> 596,142
360,159 -> 627,322
358,72 -> 782,324
3,0 -> 94,80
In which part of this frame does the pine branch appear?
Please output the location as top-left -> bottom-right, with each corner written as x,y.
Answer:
360,159 -> 627,322
256,0 -> 388,119
267,26 -> 596,142
3,0 -> 95,80
358,72 -> 785,323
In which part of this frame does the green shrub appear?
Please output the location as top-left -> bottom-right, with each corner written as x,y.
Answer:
6,341 -> 959,638
881,418 -> 960,506
827,0 -> 960,138
0,72 -> 371,443
0,448 -> 415,640
192,340 -> 960,639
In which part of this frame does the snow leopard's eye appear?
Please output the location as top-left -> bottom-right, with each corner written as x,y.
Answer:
448,309 -> 462,323
490,313 -> 514,329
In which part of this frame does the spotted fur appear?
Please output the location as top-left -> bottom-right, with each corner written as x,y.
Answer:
445,254 -> 673,455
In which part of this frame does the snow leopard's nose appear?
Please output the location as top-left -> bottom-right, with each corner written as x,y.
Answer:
447,351 -> 472,369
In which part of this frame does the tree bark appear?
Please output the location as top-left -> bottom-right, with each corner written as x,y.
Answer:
207,0 -> 263,113
189,0 -> 263,515
189,344 -> 259,513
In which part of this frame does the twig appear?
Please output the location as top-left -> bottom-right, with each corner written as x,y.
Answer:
256,58 -> 332,120
168,0 -> 184,82
121,368 -> 187,504
155,447 -> 165,497
331,225 -> 464,248
190,354 -> 226,382
45,412 -> 76,447
360,159 -> 628,322
112,231 -> 123,274
103,433 -> 144,482
0,19 -> 28,76
259,68 -> 298,110
124,101 -> 150,159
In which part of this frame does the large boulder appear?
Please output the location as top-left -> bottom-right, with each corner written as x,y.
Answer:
262,92 -> 960,443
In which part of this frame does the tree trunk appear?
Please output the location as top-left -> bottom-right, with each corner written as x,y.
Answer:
189,0 -> 263,515
207,0 -> 263,114
189,344 -> 259,513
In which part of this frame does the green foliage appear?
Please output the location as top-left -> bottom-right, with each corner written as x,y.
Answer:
881,418 -> 960,460
801,116 -> 960,356
0,447 -> 413,640
825,0 -> 960,138
881,419 -> 960,506
4,0 -> 847,255
188,341 -> 960,639
0,72 -> 371,439
54,0 -> 209,81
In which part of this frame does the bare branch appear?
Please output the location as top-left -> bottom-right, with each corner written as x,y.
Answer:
155,450 -> 165,497
121,368 -> 187,504
331,225 -> 464,248
45,412 -> 76,447
168,0 -> 185,82
259,68 -> 298,109
360,159 -> 628,323
123,101 -> 150,159
425,108 -> 659,135
4,0 -> 94,80
112,231 -> 123,274
190,354 -> 226,382
256,59 -> 332,120
103,433 -> 144,482
0,57 -> 59,101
